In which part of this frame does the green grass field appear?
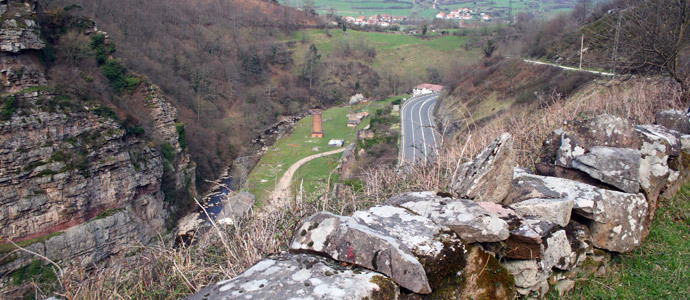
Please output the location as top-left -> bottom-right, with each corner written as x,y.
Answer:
291,28 -> 476,75
289,95 -> 404,199
279,0 -> 574,19
554,183 -> 690,299
290,153 -> 342,201
247,96 -> 402,205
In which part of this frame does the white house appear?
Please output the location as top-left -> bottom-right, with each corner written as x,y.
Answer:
412,83 -> 443,96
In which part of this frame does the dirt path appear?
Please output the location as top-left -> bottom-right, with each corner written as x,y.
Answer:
264,147 -> 346,213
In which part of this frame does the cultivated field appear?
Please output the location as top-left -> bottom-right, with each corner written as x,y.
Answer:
279,0 -> 577,20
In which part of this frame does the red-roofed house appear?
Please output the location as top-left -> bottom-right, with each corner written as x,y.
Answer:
413,83 -> 443,96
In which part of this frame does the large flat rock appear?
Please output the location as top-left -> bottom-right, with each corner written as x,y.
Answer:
289,212 -> 431,294
635,125 -> 681,156
352,205 -> 467,294
453,133 -> 515,203
590,190 -> 648,252
506,169 -> 605,220
570,146 -> 641,193
386,192 -> 509,243
510,198 -> 574,227
655,110 -> 690,134
552,114 -> 640,167
186,253 -> 399,300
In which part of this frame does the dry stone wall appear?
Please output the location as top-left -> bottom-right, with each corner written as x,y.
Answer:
189,111 -> 690,299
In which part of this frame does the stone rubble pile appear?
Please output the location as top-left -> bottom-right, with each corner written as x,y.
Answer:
189,111 -> 690,299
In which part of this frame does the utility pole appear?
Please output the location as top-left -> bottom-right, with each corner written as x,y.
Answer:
508,0 -> 513,24
612,9 -> 623,74
579,34 -> 584,70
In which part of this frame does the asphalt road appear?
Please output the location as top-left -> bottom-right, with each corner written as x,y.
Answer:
400,93 -> 440,165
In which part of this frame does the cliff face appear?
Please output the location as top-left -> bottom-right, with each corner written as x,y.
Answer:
0,0 -> 194,276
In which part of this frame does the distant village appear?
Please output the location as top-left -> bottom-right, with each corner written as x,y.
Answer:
341,8 -> 491,27
435,8 -> 492,21
341,14 -> 406,27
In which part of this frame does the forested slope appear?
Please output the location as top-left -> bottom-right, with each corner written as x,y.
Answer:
43,0 -> 321,188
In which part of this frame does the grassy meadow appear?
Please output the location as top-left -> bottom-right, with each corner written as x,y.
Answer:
246,96 -> 401,205
290,28 -> 477,75
279,0 -> 576,19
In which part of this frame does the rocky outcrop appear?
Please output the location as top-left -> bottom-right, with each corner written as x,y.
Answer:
453,133 -> 515,203
0,1 -> 44,53
1,1 -> 46,93
0,91 -> 166,275
142,85 -> 196,195
1,2 -> 196,279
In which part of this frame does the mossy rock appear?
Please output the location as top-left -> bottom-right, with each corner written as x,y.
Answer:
426,245 -> 515,300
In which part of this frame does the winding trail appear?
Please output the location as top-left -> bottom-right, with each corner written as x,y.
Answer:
265,147 -> 346,213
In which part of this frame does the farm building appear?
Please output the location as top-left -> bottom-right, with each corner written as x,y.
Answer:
412,83 -> 443,96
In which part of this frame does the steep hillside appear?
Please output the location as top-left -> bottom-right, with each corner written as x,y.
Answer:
43,0 -> 322,189
437,56 -> 684,166
516,0 -> 689,99
0,1 -> 195,296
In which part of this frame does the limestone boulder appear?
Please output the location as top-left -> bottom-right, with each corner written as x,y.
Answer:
635,126 -> 672,236
655,109 -> 690,134
386,192 -> 510,243
186,253 -> 399,300
289,212 -> 431,294
636,125 -> 681,156
541,230 -> 573,271
510,198 -> 574,227
352,206 -> 467,295
507,170 -> 649,252
478,202 -> 543,259
552,114 -> 640,167
589,190 -> 648,252
569,146 -> 641,193
453,133 -> 515,203
503,259 -> 550,296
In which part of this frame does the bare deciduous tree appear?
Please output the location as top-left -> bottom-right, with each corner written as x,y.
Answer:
614,0 -> 690,101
